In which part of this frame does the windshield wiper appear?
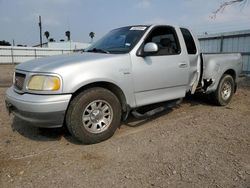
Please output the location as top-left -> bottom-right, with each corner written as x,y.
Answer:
87,48 -> 110,54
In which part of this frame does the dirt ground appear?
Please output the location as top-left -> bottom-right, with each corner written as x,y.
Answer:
0,64 -> 16,87
0,64 -> 250,188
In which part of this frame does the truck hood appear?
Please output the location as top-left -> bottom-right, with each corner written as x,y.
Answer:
16,52 -> 124,73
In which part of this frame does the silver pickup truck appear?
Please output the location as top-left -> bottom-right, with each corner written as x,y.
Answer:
5,25 -> 242,144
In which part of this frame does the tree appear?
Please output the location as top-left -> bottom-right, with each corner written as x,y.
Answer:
17,44 -> 27,47
89,32 -> 95,43
65,31 -> 71,41
44,31 -> 50,41
0,40 -> 11,46
49,38 -> 55,42
211,0 -> 248,18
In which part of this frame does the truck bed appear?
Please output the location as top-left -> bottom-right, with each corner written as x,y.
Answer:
200,53 -> 242,93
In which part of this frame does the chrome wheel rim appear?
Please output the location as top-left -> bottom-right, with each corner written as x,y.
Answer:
82,100 -> 113,134
221,81 -> 232,101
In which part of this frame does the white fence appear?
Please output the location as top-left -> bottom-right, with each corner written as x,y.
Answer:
0,46 -> 74,64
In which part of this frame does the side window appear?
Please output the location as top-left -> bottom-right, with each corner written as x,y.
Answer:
180,28 -> 197,54
145,26 -> 181,56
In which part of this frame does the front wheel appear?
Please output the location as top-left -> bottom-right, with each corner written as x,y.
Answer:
66,87 -> 121,144
211,74 -> 235,106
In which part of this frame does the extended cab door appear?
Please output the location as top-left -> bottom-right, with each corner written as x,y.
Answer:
180,28 -> 201,94
131,26 -> 190,107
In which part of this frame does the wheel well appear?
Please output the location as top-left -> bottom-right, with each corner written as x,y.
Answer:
224,69 -> 237,92
224,69 -> 236,80
72,82 -> 128,112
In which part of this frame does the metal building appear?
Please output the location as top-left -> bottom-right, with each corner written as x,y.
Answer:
199,30 -> 250,74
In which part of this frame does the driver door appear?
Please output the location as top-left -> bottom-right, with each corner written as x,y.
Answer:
131,26 -> 190,107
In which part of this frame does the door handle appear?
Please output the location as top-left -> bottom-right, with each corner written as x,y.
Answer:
179,63 -> 188,68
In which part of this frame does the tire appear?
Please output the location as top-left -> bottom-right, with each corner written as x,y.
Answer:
211,74 -> 235,106
66,87 -> 121,144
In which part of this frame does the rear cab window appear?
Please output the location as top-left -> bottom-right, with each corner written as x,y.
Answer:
180,28 -> 197,54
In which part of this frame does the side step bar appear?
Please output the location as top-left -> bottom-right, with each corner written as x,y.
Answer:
131,98 -> 183,119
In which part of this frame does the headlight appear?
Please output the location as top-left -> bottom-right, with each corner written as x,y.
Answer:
27,75 -> 61,91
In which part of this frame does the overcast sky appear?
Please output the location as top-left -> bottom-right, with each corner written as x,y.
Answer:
0,0 -> 250,46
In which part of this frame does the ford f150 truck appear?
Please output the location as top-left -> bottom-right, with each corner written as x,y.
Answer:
5,25 -> 242,144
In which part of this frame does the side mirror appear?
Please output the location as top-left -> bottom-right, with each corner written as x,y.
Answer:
144,42 -> 158,53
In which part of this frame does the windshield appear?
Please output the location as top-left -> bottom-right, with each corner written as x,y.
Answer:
85,26 -> 149,54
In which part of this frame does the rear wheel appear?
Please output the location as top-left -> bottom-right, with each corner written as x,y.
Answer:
211,74 -> 235,106
66,87 -> 121,144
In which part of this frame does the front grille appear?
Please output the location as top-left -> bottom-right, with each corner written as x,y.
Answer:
14,72 -> 26,90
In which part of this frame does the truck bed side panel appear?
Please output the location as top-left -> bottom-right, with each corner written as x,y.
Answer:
202,53 -> 242,93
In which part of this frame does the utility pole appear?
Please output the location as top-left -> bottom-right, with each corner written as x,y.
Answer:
38,16 -> 42,47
